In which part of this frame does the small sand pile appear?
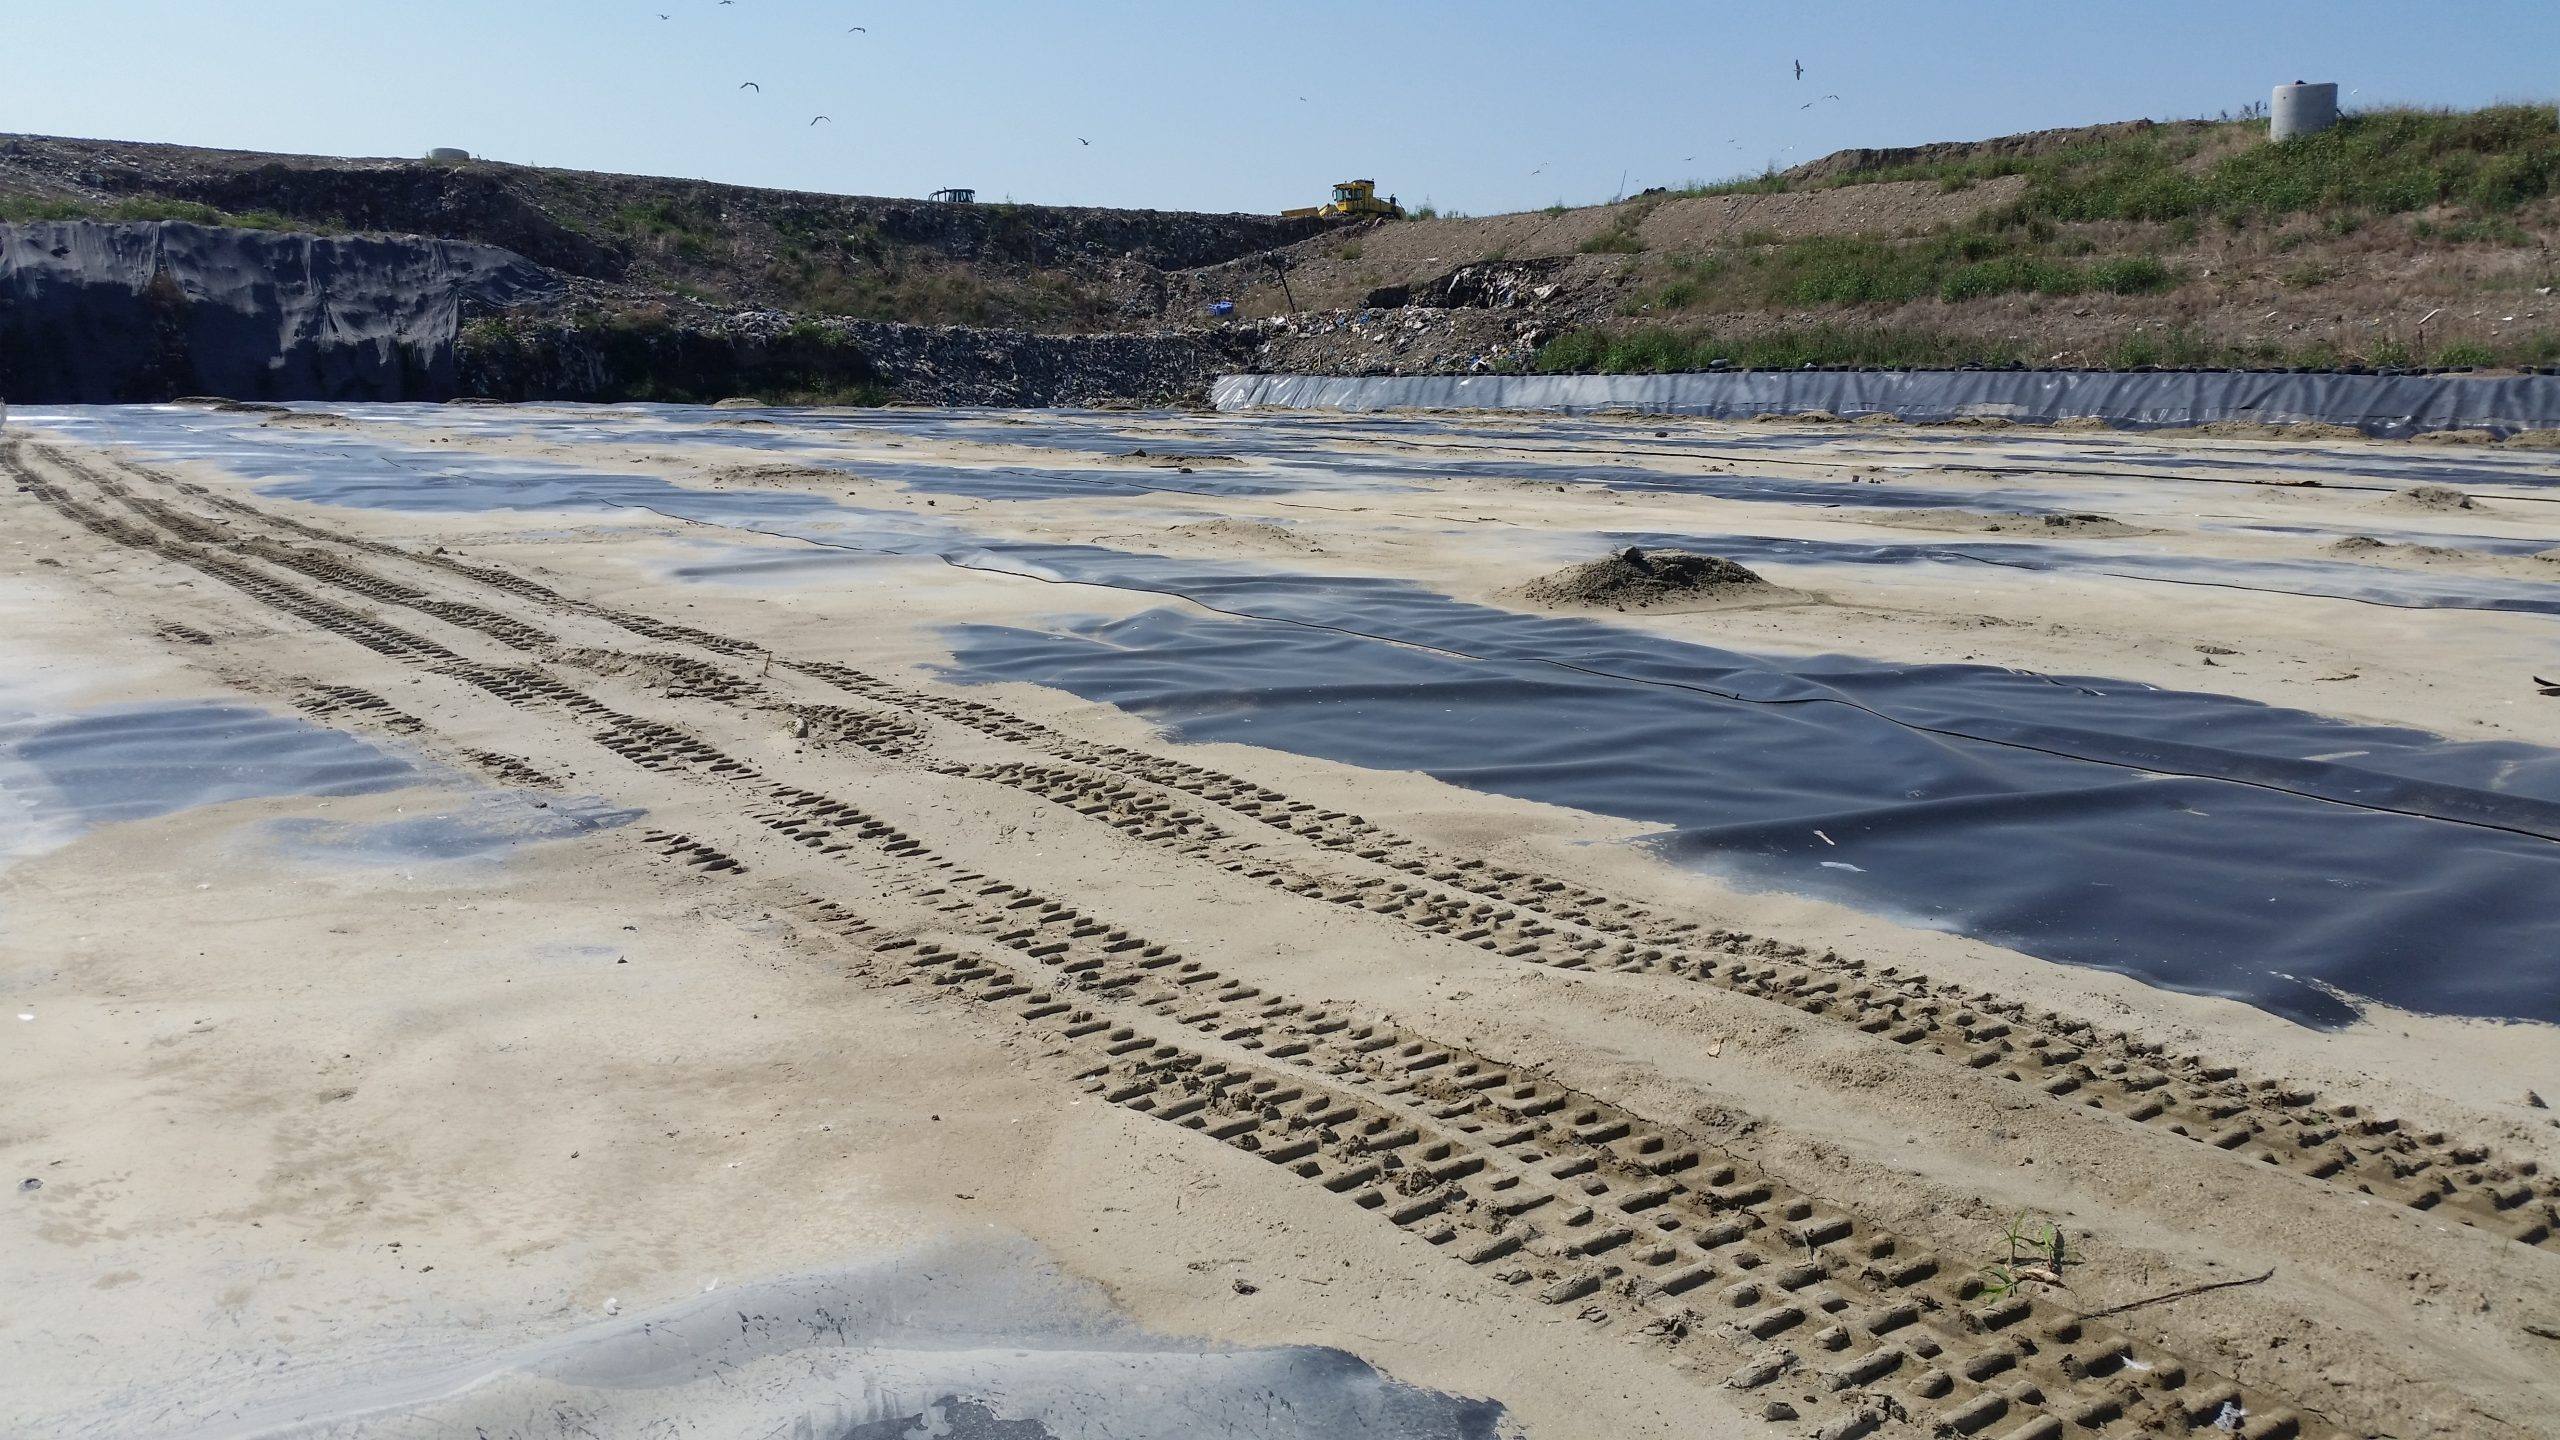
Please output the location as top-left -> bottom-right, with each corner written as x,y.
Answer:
1117,448 -> 1246,467
1870,508 -> 2148,538
2380,484 -> 2485,512
711,462 -> 857,486
2163,420 -> 2366,442
261,412 -> 353,429
2409,428 -> 2501,446
1520,547 -> 1781,611
1160,519 -> 1325,553
2503,429 -> 2560,449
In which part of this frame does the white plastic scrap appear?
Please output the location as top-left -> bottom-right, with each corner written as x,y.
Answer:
2214,1401 -> 2247,1432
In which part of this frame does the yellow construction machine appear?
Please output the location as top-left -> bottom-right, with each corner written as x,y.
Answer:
1283,179 -> 1404,221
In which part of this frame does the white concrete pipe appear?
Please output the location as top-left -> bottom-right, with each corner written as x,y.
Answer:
2270,82 -> 2340,141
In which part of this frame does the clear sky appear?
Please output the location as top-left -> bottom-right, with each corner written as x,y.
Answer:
8,1 -> 2557,215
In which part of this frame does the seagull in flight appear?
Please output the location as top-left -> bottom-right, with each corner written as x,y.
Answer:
848,24 -> 867,31
810,115 -> 831,126
739,81 -> 760,91
1793,58 -> 1803,79
1078,136 -> 1090,146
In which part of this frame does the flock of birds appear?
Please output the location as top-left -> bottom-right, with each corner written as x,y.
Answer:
1527,59 -> 1837,181
655,9 -> 1841,197
649,3 -> 868,129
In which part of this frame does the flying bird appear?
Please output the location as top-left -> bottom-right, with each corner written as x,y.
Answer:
1078,136 -> 1090,146
810,115 -> 831,126
739,81 -> 760,91
1793,59 -> 1803,79
849,24 -> 867,31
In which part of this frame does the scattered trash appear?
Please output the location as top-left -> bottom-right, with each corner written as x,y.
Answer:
18,1178 -> 40,1193
1813,829 -> 1835,846
2119,1357 -> 2153,1372
602,1297 -> 620,1316
2213,1400 -> 2246,1432
1819,860 -> 1866,873
2535,675 -> 2560,697
1231,1278 -> 1258,1295
15,1013 -> 32,1022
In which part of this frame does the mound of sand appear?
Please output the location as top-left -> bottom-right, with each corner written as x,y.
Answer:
2155,420 -> 2368,442
260,412 -> 354,429
1158,519 -> 1326,554
1850,412 -> 1906,425
710,463 -> 861,487
2408,428 -> 2501,446
2502,429 -> 2560,449
1518,547 -> 1793,611
2377,484 -> 2486,512
1745,410 -> 1845,425
2328,535 -> 2484,564
1117,449 -> 1247,467
1869,508 -> 2150,538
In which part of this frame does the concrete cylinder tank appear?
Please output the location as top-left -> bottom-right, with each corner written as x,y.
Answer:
424,147 -> 473,163
2270,82 -> 2339,141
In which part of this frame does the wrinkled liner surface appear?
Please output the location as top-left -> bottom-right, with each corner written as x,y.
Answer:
1217,370 -> 2560,438
35,407 -> 2560,1025
175,1237 -> 1506,1440
1,702 -> 417,861
1596,530 -> 2560,616
941,549 -> 2560,1028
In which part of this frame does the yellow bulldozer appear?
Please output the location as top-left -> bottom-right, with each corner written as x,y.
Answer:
1284,179 -> 1405,221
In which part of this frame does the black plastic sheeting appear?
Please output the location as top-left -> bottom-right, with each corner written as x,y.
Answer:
936,550 -> 2560,1028
1216,371 -> 2560,438
1594,530 -> 2560,616
1,702 -> 418,854
34,406 -> 2560,1025
179,1238 -> 1506,1440
266,791 -> 642,865
0,221 -> 562,403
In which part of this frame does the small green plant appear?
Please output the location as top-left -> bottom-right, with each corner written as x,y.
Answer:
1975,1212 -> 2069,1302
1337,242 -> 1362,261
2280,261 -> 2338,289
1579,220 -> 1646,255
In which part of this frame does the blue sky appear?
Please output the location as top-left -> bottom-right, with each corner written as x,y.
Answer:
8,1 -> 2557,215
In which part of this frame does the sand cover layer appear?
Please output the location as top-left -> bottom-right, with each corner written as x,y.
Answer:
4,405 -> 2558,1440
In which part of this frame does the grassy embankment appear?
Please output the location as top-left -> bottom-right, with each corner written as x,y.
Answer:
1536,105 -> 2560,372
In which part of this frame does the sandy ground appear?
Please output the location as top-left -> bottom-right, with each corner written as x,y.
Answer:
3,406 -> 2557,1439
